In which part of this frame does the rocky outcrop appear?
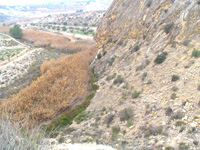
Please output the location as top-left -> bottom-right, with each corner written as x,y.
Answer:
57,0 -> 200,149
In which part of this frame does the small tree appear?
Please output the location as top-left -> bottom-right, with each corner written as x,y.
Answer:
83,23 -> 88,26
63,22 -> 67,25
9,24 -> 23,39
62,26 -> 67,31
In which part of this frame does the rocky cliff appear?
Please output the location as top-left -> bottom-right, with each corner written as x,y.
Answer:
54,0 -> 200,149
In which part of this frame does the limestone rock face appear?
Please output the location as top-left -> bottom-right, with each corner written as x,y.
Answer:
64,0 -> 200,149
95,0 -> 200,48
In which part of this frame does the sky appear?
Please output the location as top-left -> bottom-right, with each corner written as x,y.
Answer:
0,0 -> 85,5
86,0 -> 112,11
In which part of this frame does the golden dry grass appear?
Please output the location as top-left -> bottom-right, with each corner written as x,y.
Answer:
0,48 -> 96,125
0,25 -> 97,125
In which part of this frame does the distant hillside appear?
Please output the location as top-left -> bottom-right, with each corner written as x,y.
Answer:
0,0 -> 112,22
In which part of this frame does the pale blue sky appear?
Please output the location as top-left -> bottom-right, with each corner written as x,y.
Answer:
0,0 -> 83,5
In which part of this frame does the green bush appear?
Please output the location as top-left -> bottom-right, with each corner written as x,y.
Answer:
127,119 -> 133,127
192,49 -> 200,58
106,73 -> 116,81
46,93 -> 92,133
63,22 -> 67,25
88,29 -> 94,33
9,24 -> 23,39
164,23 -> 174,34
113,75 -> 124,84
154,52 -> 168,64
119,107 -> 134,121
183,40 -> 191,46
112,126 -> 120,134
170,93 -> 177,100
171,86 -> 179,92
91,84 -> 99,91
83,23 -> 88,26
70,29 -> 74,33
122,130 -> 126,135
74,112 -> 87,123
134,45 -> 140,51
108,57 -> 115,66
90,68 -> 99,84
146,0 -> 152,7
142,72 -> 147,81
132,90 -> 141,99
91,23 -> 97,27
62,27 -> 67,31
171,75 -> 180,82
97,53 -> 102,59
117,41 -> 123,45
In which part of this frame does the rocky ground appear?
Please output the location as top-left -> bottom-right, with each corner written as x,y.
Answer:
2,1 -> 200,149
43,0 -> 200,150
0,33 -> 34,87
40,139 -> 116,150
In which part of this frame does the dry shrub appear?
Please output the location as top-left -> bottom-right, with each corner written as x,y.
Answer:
0,47 -> 97,126
22,29 -> 93,51
40,59 -> 57,74
0,107 -> 44,150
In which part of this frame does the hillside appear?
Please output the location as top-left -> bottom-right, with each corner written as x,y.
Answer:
0,0 -> 112,22
0,23 -> 97,125
1,0 -> 200,149
17,11 -> 104,39
48,0 -> 200,149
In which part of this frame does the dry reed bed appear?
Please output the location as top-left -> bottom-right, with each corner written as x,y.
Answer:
0,25 -> 97,125
0,47 -> 96,125
0,25 -> 94,51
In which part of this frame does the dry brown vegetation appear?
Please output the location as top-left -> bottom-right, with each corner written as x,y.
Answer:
22,29 -> 88,51
0,25 -> 94,51
0,25 -> 97,125
0,47 -> 96,125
